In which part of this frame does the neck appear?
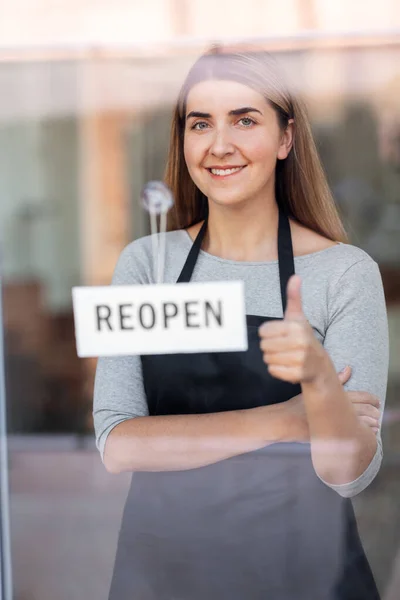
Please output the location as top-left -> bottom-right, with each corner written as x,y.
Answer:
204,198 -> 280,262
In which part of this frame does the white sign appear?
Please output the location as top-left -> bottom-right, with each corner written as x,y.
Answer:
72,281 -> 247,357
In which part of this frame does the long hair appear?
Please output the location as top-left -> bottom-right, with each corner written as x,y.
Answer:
164,48 -> 348,243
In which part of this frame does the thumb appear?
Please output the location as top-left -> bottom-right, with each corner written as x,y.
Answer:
284,275 -> 305,321
338,366 -> 352,385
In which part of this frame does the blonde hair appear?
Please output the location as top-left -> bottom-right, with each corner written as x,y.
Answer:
165,48 -> 348,243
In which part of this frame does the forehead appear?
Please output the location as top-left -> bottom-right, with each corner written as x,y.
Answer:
185,79 -> 269,114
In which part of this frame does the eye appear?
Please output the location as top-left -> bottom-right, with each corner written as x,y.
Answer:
191,121 -> 210,131
238,116 -> 256,127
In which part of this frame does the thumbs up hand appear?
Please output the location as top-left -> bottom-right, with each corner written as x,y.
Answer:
259,275 -> 326,384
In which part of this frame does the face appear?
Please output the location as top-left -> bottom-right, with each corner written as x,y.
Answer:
183,79 -> 293,209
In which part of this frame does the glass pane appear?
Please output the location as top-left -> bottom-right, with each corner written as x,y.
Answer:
0,35 -> 399,600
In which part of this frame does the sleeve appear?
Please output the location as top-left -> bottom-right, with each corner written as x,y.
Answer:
93,244 -> 149,461
318,258 -> 389,498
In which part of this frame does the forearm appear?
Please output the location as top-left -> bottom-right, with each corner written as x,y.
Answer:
103,401 -> 300,474
302,354 -> 378,485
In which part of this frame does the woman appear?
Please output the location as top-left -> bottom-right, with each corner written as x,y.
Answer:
94,49 -> 389,599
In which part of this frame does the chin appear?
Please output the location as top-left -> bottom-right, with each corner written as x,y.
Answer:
212,198 -> 246,209
207,190 -> 253,209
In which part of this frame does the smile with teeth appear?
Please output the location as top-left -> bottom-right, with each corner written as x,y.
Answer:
208,166 -> 245,177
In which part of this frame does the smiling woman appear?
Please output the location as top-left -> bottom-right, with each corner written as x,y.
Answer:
94,47 -> 389,600
165,49 -> 348,245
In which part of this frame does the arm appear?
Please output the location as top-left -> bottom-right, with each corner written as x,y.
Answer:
103,400 -> 306,474
94,345 -> 304,473
304,259 -> 389,495
102,373 -> 378,474
259,260 -> 389,497
301,355 -> 379,486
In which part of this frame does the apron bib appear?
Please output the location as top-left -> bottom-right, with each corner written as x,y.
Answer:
109,207 -> 380,600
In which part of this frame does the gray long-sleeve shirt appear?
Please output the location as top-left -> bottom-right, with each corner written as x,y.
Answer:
93,229 -> 389,498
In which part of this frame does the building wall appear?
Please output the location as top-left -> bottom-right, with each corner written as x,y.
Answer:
1,0 -> 400,48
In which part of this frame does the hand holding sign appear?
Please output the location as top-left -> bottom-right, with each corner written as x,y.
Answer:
258,275 -> 326,384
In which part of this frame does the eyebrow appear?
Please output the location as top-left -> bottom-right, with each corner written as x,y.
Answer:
186,106 -> 262,120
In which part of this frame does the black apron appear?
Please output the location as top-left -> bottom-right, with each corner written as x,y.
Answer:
109,207 -> 380,600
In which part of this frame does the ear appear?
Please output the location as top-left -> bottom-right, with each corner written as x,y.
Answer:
277,118 -> 294,160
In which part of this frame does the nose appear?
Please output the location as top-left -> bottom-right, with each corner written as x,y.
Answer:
209,125 -> 235,158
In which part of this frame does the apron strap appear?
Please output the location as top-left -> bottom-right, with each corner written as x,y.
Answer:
277,207 -> 295,315
177,206 -> 295,315
177,219 -> 207,284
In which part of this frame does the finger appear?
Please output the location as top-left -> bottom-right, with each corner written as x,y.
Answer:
353,404 -> 380,421
284,275 -> 305,322
358,416 -> 380,429
260,336 -> 304,353
338,366 -> 352,385
353,404 -> 380,423
259,320 -> 290,339
348,392 -> 381,408
267,364 -> 299,383
262,351 -> 303,367
353,404 -> 380,420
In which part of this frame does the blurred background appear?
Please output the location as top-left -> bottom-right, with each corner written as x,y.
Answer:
1,1 -> 400,599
